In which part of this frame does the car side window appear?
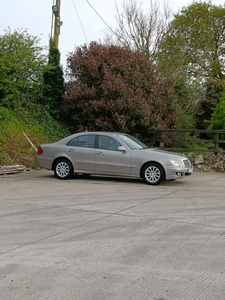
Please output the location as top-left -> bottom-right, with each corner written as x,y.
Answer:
67,135 -> 95,148
98,135 -> 121,151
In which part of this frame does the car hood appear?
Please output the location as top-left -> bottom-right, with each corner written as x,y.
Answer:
138,148 -> 186,159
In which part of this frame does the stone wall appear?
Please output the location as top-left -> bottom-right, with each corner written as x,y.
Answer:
188,152 -> 225,172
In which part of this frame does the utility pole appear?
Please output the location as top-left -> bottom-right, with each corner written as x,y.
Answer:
52,0 -> 63,49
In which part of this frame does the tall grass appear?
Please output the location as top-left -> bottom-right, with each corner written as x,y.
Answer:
0,106 -> 70,168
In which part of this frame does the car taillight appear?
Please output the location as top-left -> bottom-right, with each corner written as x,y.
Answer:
37,146 -> 43,155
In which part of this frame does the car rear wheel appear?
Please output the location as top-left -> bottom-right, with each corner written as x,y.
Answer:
54,159 -> 73,179
142,163 -> 164,185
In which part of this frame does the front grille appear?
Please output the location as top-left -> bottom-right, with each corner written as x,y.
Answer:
182,159 -> 192,168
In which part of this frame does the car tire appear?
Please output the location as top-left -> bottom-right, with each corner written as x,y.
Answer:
54,159 -> 74,180
142,163 -> 164,185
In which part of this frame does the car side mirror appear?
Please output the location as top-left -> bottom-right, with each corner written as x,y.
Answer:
118,146 -> 127,152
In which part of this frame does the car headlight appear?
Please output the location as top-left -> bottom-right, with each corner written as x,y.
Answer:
170,159 -> 181,167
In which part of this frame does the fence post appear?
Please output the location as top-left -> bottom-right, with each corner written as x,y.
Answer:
160,141 -> 164,149
215,132 -> 219,155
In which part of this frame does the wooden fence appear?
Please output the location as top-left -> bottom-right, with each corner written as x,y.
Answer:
151,129 -> 225,154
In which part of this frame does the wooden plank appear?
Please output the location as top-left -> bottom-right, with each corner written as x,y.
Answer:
0,165 -> 30,175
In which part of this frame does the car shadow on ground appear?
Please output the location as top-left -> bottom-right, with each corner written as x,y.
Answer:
74,174 -> 144,184
69,174 -> 186,186
36,170 -> 187,186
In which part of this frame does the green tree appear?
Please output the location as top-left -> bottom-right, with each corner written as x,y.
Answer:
63,42 -> 180,142
157,1 -> 225,127
173,79 -> 196,128
157,1 -> 225,82
208,82 -> 225,138
42,39 -> 64,120
197,78 -> 223,128
0,28 -> 47,109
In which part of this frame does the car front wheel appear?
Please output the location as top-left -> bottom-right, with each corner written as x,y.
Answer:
142,163 -> 164,185
54,159 -> 73,179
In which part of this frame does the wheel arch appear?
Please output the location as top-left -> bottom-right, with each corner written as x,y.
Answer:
140,161 -> 166,180
52,156 -> 74,171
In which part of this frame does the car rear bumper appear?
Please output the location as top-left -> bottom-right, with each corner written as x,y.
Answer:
36,156 -> 52,170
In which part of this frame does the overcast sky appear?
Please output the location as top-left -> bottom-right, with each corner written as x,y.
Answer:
0,0 -> 224,68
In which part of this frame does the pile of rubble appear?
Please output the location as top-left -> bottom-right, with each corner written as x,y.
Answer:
188,152 -> 225,172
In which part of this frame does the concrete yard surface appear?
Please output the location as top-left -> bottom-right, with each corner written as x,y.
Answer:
0,170 -> 225,300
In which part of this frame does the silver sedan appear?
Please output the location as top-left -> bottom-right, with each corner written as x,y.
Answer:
36,132 -> 193,185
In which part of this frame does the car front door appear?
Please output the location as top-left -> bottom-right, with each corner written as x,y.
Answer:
95,135 -> 131,175
66,134 -> 96,172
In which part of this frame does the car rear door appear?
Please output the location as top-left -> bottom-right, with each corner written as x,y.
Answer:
66,134 -> 96,171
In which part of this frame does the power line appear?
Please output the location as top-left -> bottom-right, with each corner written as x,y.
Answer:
85,0 -> 116,36
72,0 -> 89,44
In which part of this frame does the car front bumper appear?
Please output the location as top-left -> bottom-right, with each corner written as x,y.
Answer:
165,166 -> 193,180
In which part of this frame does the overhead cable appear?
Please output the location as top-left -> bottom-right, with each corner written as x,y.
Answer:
72,0 -> 89,43
85,0 -> 116,36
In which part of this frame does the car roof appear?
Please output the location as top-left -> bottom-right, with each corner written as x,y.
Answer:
75,131 -> 126,136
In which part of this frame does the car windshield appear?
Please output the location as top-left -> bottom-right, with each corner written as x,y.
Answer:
116,134 -> 148,150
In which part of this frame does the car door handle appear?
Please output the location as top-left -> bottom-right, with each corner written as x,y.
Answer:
97,151 -> 104,155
